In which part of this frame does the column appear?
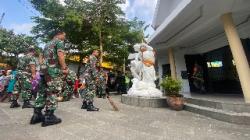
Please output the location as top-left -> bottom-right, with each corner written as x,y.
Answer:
221,13 -> 250,103
168,48 -> 177,80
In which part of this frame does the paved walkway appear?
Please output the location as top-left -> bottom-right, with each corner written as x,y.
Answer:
0,95 -> 250,140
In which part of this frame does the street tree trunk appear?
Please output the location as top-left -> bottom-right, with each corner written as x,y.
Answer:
99,31 -> 103,65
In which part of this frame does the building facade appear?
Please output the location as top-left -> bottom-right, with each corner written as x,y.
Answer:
149,0 -> 250,103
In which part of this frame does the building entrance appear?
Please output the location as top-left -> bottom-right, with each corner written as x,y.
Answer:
204,46 -> 242,93
184,54 -> 208,93
185,38 -> 250,94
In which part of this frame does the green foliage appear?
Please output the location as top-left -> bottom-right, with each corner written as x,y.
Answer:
87,0 -> 125,31
0,27 -> 38,66
0,28 -> 38,56
161,77 -> 183,97
29,0 -> 145,68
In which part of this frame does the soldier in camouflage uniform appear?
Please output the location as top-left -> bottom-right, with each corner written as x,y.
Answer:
29,53 -> 46,124
79,56 -> 89,99
61,70 -> 76,101
96,68 -> 107,98
10,47 -> 36,109
80,50 -> 100,111
30,31 -> 68,127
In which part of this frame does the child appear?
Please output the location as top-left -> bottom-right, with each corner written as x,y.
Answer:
0,71 -> 5,96
8,67 -> 20,108
31,72 -> 41,99
0,70 -> 10,102
73,76 -> 80,98
96,67 -> 108,98
79,78 -> 86,99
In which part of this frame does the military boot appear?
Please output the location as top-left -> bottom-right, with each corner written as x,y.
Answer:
10,100 -> 20,108
81,101 -> 87,109
30,107 -> 44,124
22,100 -> 34,109
97,94 -> 102,98
86,101 -> 99,111
42,110 -> 62,127
64,95 -> 70,101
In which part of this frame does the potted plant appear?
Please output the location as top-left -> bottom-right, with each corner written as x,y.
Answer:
161,76 -> 184,111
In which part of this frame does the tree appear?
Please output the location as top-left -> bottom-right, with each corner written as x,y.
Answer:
0,27 -> 38,66
104,18 -> 148,71
30,0 -> 96,75
29,0 -> 145,72
86,0 -> 125,64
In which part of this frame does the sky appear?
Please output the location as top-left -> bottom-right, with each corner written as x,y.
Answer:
0,0 -> 158,36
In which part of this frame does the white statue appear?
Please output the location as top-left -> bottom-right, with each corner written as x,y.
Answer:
128,43 -> 162,97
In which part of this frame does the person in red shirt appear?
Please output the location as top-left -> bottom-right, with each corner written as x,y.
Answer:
73,77 -> 80,98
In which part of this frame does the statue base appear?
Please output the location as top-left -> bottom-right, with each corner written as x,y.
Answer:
121,94 -> 167,108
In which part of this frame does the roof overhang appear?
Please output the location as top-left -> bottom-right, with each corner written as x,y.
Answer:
149,0 -> 250,51
151,0 -> 190,29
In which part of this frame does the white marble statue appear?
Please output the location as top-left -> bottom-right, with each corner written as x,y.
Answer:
128,43 -> 162,97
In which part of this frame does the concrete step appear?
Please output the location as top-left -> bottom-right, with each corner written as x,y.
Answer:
184,103 -> 250,125
121,94 -> 167,108
185,97 -> 250,113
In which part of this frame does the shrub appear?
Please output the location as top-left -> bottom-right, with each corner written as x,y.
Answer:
161,76 -> 183,97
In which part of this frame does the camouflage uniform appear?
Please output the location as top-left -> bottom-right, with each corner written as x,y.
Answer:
12,54 -> 36,102
30,38 -> 64,126
79,78 -> 87,99
96,69 -> 107,98
79,54 -> 99,111
35,39 -> 64,111
34,66 -> 46,109
62,70 -> 76,101
11,77 -> 20,101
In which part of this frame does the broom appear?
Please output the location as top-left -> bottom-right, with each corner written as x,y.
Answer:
107,95 -> 119,111
106,87 -> 119,111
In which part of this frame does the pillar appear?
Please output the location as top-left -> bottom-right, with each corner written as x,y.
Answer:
221,13 -> 250,103
168,48 -> 177,80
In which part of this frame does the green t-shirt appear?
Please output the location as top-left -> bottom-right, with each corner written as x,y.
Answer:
125,76 -> 130,84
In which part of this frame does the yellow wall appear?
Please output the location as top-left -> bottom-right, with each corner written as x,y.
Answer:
67,55 -> 114,69
0,63 -> 8,68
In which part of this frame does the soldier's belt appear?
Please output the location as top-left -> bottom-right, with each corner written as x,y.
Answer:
19,71 -> 31,75
41,65 -> 47,69
48,64 -> 57,68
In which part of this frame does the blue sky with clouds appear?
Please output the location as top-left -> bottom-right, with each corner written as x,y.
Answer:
0,0 -> 38,34
121,0 -> 158,35
0,0 -> 157,35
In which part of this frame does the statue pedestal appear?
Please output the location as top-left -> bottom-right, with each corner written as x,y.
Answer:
121,94 -> 167,108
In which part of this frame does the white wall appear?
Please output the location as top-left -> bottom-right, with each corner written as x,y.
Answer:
173,49 -> 190,94
156,48 -> 190,94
